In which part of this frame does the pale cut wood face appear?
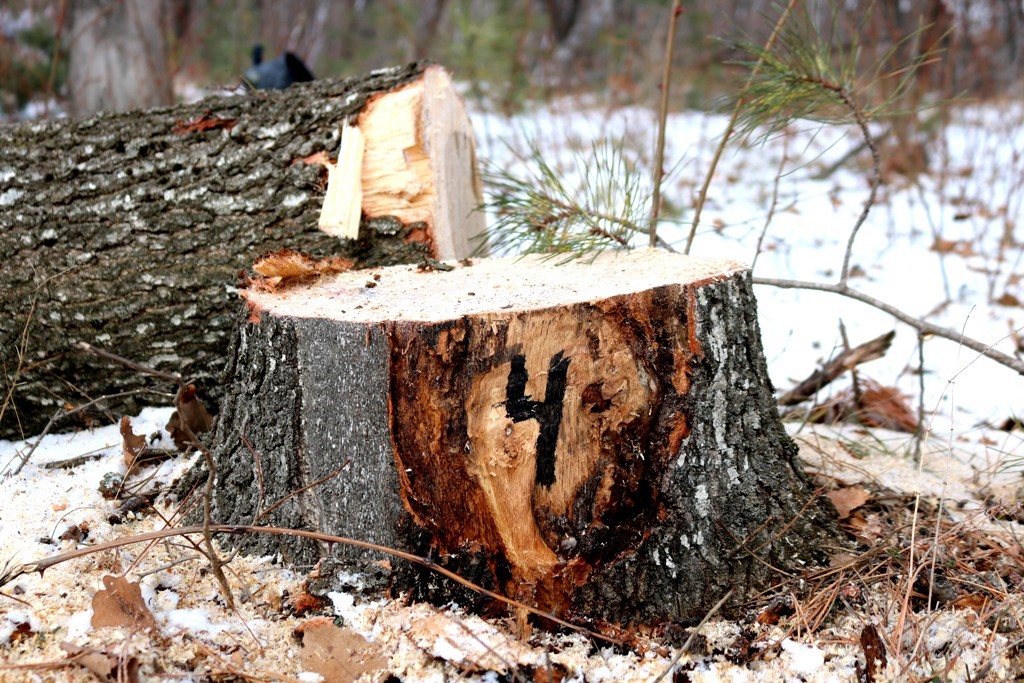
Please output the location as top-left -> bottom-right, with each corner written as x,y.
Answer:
245,248 -> 747,323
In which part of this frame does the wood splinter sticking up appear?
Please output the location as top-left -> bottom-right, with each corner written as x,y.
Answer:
209,249 -> 841,626
319,66 -> 484,260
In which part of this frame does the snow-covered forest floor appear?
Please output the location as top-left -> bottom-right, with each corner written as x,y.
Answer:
2,96 -> 1023,682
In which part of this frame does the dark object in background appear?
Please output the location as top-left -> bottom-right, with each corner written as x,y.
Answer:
244,44 -> 315,90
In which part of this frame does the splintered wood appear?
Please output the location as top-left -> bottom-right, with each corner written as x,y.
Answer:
318,66 -> 484,259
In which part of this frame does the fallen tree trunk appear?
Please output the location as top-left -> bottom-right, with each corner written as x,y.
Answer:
208,249 -> 840,625
0,62 -> 484,439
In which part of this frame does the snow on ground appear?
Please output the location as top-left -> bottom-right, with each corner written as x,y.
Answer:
473,98 -> 1024,439
2,97 -> 1023,681
1,415 -> 1019,681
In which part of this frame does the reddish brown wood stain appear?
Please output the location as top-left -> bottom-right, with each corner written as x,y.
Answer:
384,285 -> 705,616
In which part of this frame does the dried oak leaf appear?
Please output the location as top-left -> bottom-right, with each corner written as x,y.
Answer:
120,416 -> 147,468
166,384 -> 213,450
952,593 -> 990,613
995,292 -> 1021,307
289,589 -> 328,615
857,382 -> 918,433
826,486 -> 871,520
60,641 -> 140,683
8,619 -> 35,643
857,623 -> 886,683
296,617 -> 387,683
930,238 -> 975,257
91,575 -> 157,631
808,378 -> 918,433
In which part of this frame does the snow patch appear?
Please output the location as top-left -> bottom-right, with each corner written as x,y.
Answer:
163,608 -> 231,634
781,638 -> 825,676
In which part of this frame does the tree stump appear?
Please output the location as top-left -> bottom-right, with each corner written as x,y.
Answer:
0,62 -> 484,438
209,249 -> 839,625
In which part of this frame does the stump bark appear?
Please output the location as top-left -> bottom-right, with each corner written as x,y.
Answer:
0,62 -> 484,439
209,249 -> 839,625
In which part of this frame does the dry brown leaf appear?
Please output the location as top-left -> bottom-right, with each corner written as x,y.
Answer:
61,641 -> 140,683
120,416 -> 147,468
828,551 -> 860,568
297,617 -> 387,683
995,292 -> 1021,307
289,589 -> 328,615
930,237 -> 976,257
166,384 -> 213,450
91,575 -> 157,631
857,383 -> 919,433
807,378 -> 919,433
826,486 -> 871,520
952,593 -> 990,613
858,623 -> 886,683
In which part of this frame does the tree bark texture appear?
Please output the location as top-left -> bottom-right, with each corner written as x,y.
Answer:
207,250 -> 839,626
0,62 -> 455,440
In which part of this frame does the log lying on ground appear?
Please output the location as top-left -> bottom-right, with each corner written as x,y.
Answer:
0,62 -> 484,439
209,249 -> 840,625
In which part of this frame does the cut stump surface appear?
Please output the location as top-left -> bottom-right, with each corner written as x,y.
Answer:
210,249 -> 839,625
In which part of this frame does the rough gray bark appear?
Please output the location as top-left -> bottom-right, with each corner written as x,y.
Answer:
0,63 -> 435,440
572,274 -> 838,623
206,252 -> 840,626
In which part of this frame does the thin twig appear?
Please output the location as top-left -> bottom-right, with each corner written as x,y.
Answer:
652,588 -> 736,683
649,0 -> 683,247
838,320 -> 862,405
3,389 -> 162,477
684,0 -> 799,254
5,523 -> 623,645
751,132 -> 790,270
825,84 -> 881,289
76,342 -> 185,389
1,266 -> 75,437
752,277 -> 1024,376
254,459 -> 351,524
195,438 -> 236,610
915,331 -> 926,463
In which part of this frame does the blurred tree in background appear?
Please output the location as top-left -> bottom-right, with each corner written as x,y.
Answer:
0,0 -> 1022,121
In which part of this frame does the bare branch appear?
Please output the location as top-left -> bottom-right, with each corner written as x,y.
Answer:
684,0 -> 800,254
778,330 -> 895,406
649,0 -> 683,247
753,277 -> 1024,376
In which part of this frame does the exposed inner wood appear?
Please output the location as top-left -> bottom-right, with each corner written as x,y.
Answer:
419,67 -> 485,259
317,65 -> 485,258
318,123 -> 364,239
359,79 -> 433,225
464,309 -> 653,582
